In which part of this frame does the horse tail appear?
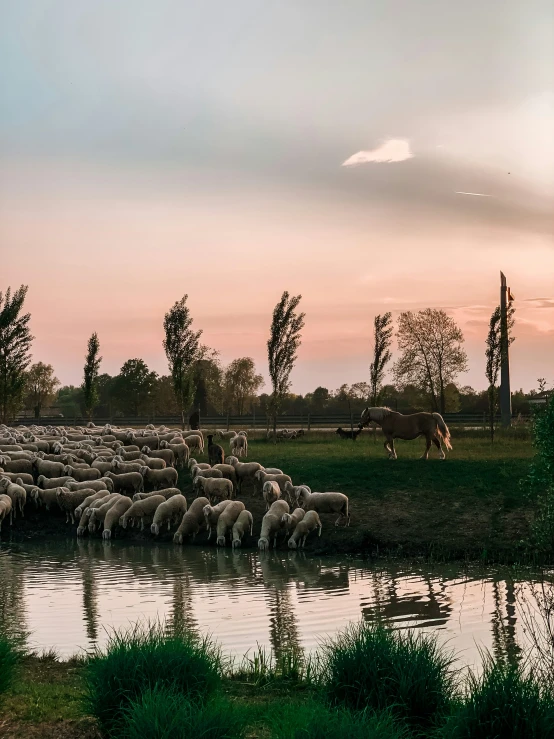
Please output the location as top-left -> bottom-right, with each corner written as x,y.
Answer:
432,413 -> 452,450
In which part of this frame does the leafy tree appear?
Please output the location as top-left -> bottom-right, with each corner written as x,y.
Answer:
112,359 -> 158,416
82,332 -> 102,420
369,313 -> 393,405
485,304 -> 515,441
309,386 -> 330,412
193,354 -> 224,416
153,375 -> 181,416
0,285 -> 34,423
223,357 -> 264,415
393,309 -> 468,414
267,291 -> 305,439
163,296 -> 205,428
25,362 -> 60,418
57,385 -> 83,419
97,373 -> 115,418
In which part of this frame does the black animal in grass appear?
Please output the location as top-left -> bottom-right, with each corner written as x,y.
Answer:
207,434 -> 225,465
335,427 -> 362,441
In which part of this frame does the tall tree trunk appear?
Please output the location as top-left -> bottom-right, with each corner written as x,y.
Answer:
489,386 -> 495,443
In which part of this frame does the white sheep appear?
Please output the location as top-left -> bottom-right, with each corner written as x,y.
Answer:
159,440 -> 189,467
283,482 -> 312,506
151,494 -> 188,535
0,478 -> 26,518
142,446 -> 175,467
67,478 -> 112,493
212,463 -> 238,489
132,487 -> 181,502
193,476 -> 233,503
231,509 -> 253,548
119,495 -> 166,530
297,489 -> 350,526
288,511 -> 322,549
88,494 -> 125,533
229,434 -> 247,458
102,497 -> 133,539
258,499 -> 289,551
74,489 -> 110,519
262,480 -> 281,510
56,487 -> 94,523
173,496 -> 209,544
62,465 -> 102,482
215,500 -> 245,546
184,434 -> 204,455
254,470 -> 292,496
281,507 -> 305,538
0,493 -> 13,530
38,475 -> 76,490
203,499 -> 233,540
139,466 -> 178,491
226,457 -> 262,494
77,494 -> 118,536
139,454 -> 167,470
191,466 -> 223,481
105,470 -> 144,495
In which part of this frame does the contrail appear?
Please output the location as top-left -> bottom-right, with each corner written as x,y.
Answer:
455,191 -> 491,197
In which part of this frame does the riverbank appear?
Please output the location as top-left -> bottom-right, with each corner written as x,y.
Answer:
1,431 -> 540,563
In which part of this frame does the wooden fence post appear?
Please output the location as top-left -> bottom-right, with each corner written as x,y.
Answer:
307,413 -> 311,432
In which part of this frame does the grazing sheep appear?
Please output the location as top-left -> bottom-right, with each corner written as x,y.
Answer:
254,471 -> 292,496
132,488 -> 181,502
33,458 -> 66,478
77,494 -> 118,536
105,470 -> 144,496
226,458 -> 262,494
281,507 -> 305,538
258,500 -> 289,551
139,466 -> 178,491
112,459 -> 143,474
67,478 -> 112,493
193,476 -> 233,504
0,494 -> 13,530
74,490 -> 110,519
262,481 -> 281,510
120,495 -> 165,530
62,465 -> 102,483
203,499 -> 233,541
88,495 -> 125,533
215,500 -> 245,546
141,446 -> 175,467
184,434 -> 204,455
288,511 -> 322,549
231,509 -> 254,548
151,494 -> 188,535
229,434 -> 247,458
102,497 -> 133,540
161,440 -> 189,467
139,454 -> 166,470
261,466 -> 284,475
212,463 -> 238,490
0,479 -> 26,518
56,488 -> 93,523
297,489 -> 350,526
173,496 -> 210,544
283,482 -> 312,507
207,435 -> 225,466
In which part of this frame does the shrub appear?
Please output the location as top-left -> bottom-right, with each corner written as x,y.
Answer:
526,396 -> 554,551
319,622 -> 456,732
268,699 -> 407,739
83,622 -> 222,735
439,656 -> 554,739
121,686 -> 246,739
0,632 -> 23,695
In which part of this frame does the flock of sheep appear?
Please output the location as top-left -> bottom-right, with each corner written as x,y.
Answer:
0,423 -> 350,552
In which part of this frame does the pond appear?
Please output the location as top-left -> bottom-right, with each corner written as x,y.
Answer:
0,539 -> 545,669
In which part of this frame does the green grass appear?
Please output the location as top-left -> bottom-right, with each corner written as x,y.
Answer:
319,621 -> 456,733
83,622 -> 223,736
0,632 -> 23,695
232,644 -> 315,688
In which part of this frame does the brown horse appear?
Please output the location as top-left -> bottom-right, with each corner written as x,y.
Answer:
358,407 -> 452,460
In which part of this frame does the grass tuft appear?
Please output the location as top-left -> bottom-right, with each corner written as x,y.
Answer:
0,632 -> 24,695
319,621 -> 456,732
233,645 -> 315,687
83,621 -> 222,736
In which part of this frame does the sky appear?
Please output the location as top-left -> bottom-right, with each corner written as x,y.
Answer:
1,0 -> 553,395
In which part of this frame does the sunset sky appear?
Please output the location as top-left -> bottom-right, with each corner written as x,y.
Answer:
1,1 -> 553,394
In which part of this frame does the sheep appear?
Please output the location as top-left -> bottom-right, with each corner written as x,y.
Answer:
0,471 -> 34,486
160,440 -> 189,467
67,478 -> 112,493
139,466 -> 178,491
37,474 -> 75,490
0,494 -> 13,530
142,446 -> 175,467
192,467 -> 223,481
193,476 -> 233,504
215,500 -> 245,546
262,480 -> 281,511
258,500 -> 289,551
0,479 -> 26,518
261,466 -> 284,475
105,470 -> 144,495
120,495 -> 165,530
283,482 -> 312,506
288,511 -> 322,549
151,494 -> 188,535
229,434 -> 247,458
14,478 -> 40,503
118,449 -> 143,461
254,471 -> 292,496
207,435 -> 225,466
102,497 -> 133,540
88,494 -> 125,532
188,458 -> 210,473
132,488 -> 181,502
203,499 -> 233,540
297,489 -> 350,526
173,496 -> 209,544
226,457 -> 262,494
231,510 -> 254,549
74,489 -> 110,519
212,464 -> 238,490
139,454 -> 166,470
182,434 -> 203,455
33,458 -> 66,478
91,459 -> 115,475
112,459 -> 143,474
32,487 -> 60,510
62,465 -> 102,483
281,507 -> 305,538
56,488 -> 93,523
76,494 -> 118,536
0,456 -> 33,475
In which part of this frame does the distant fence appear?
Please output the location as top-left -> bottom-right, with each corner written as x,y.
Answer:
13,412 -> 527,429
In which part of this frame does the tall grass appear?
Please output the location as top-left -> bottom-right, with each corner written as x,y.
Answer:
0,632 -> 23,695
319,622 -> 456,732
121,686 -> 246,739
267,699 -> 408,739
233,644 -> 315,687
83,622 -> 222,735
439,655 -> 554,739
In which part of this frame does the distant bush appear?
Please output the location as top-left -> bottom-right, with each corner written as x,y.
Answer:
526,396 -> 554,550
83,622 -> 222,736
439,656 -> 554,739
319,622 -> 456,732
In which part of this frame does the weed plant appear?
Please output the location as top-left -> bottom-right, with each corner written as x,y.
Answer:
0,632 -> 22,695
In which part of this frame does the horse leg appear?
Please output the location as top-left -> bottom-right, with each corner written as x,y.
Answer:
433,436 -> 445,460
420,434 -> 432,460
389,438 -> 398,460
383,440 -> 392,458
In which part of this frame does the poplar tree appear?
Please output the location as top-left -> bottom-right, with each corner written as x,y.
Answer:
0,285 -> 33,423
369,312 -> 393,405
485,304 -> 515,441
82,332 -> 102,420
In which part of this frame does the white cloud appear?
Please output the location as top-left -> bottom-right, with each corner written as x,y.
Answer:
455,191 -> 492,197
342,138 -> 413,166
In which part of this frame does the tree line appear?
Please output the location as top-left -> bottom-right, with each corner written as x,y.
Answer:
0,283 -> 534,427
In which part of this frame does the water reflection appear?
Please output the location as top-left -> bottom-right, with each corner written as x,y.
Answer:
0,539 -> 549,668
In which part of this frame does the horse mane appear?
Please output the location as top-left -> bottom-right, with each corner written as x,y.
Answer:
369,406 -> 394,423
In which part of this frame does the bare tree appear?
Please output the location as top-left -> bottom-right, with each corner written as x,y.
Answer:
485,304 -> 515,441
163,295 -> 205,429
393,309 -> 468,414
369,312 -> 393,405
267,292 -> 305,441
82,332 -> 102,421
0,285 -> 33,423
25,362 -> 60,419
